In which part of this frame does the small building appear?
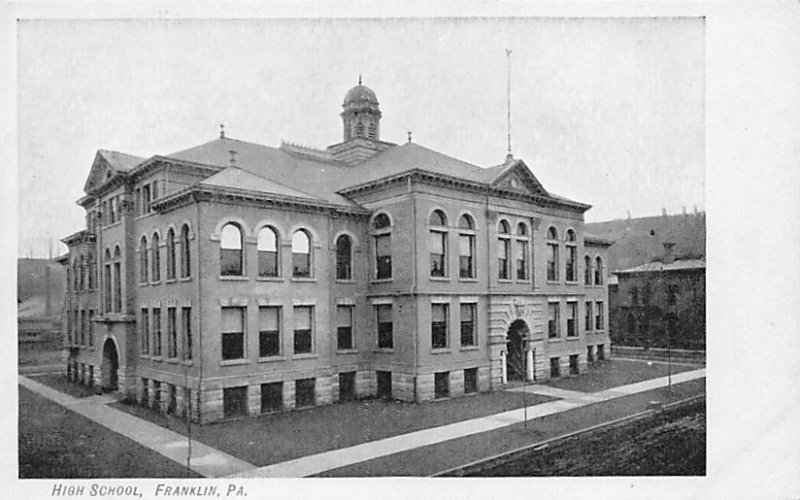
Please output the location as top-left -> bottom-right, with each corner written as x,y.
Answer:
60,81 -> 612,423
609,247 -> 705,350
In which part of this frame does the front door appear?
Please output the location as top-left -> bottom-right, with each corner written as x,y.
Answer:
506,320 -> 528,381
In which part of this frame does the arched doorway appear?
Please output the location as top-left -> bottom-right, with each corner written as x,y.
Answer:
506,320 -> 528,381
101,338 -> 119,391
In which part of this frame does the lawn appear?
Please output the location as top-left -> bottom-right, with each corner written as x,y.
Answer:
26,373 -> 98,398
544,358 -> 702,393
18,386 -> 201,479
467,396 -> 706,476
111,389 -> 555,467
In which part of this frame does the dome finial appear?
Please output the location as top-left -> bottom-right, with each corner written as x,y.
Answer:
358,73 -> 362,86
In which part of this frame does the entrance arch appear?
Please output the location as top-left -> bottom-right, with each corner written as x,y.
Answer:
101,338 -> 119,391
506,319 -> 528,381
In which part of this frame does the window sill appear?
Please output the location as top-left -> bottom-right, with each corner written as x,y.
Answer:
256,276 -> 283,282
458,277 -> 478,282
431,348 -> 451,354
498,279 -> 513,283
373,348 -> 395,353
336,349 -> 358,355
460,345 -> 480,351
515,279 -> 532,284
220,359 -> 250,366
429,276 -> 450,281
151,356 -> 164,362
150,280 -> 162,286
165,357 -> 180,363
371,278 -> 393,284
291,353 -> 317,360
178,276 -> 192,282
180,360 -> 193,366
139,282 -> 149,287
335,279 -> 357,284
547,337 -> 562,343
258,355 -> 285,363
546,280 -> 561,285
165,278 -> 177,284
565,281 -> 579,285
566,336 -> 581,341
219,275 -> 249,281
291,277 -> 316,283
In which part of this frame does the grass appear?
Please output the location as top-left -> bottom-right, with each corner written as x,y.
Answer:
111,390 -> 555,467
544,358 -> 701,393
26,373 -> 98,398
468,397 -> 706,476
18,343 -> 63,367
18,386 -> 201,479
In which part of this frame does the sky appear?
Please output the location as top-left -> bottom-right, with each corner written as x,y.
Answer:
17,17 -> 704,258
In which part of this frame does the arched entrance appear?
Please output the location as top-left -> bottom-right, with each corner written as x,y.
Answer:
506,320 -> 528,381
101,338 -> 119,391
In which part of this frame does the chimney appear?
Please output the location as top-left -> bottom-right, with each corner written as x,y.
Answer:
663,241 -> 676,264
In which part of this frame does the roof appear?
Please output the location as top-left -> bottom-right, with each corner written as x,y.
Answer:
584,233 -> 614,246
614,259 -> 706,274
97,149 -> 145,172
344,84 -> 379,106
198,166 -> 325,202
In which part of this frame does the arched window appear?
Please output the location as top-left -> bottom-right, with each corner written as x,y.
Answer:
72,261 -> 79,291
139,236 -> 149,284
515,222 -> 530,280
429,210 -> 448,278
355,122 -> 365,137
180,224 -> 191,278
594,256 -> 604,285
368,122 -> 377,140
373,213 -> 392,279
584,255 -> 592,285
498,220 -> 511,280
151,232 -> 161,281
258,226 -> 279,277
220,223 -> 243,276
166,228 -> 176,280
458,214 -> 475,279
292,229 -> 311,278
336,234 -> 353,280
565,229 -> 577,282
113,246 -> 122,312
546,227 -> 559,282
87,255 -> 96,290
79,256 -> 86,291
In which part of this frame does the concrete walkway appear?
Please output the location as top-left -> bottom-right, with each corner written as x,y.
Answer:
19,376 -> 255,478
229,368 -> 705,478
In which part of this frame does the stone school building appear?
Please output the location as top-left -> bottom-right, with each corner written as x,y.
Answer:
61,82 -> 612,423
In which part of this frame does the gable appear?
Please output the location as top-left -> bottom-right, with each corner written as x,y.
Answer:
491,161 -> 548,197
83,154 -> 115,193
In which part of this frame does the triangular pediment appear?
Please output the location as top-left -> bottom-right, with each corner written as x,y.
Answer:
491,160 -> 548,197
83,153 -> 116,193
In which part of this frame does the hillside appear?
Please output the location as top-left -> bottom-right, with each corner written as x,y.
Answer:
585,212 -> 705,272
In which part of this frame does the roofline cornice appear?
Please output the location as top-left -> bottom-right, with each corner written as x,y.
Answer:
338,169 -> 591,213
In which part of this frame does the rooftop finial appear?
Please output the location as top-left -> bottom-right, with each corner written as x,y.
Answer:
219,123 -> 226,139
358,73 -> 362,86
407,131 -> 412,144
229,149 -> 238,167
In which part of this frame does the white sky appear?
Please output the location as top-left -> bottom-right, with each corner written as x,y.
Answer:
17,17 -> 703,257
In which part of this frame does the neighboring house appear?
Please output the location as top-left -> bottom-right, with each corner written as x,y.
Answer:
61,81 -> 612,423
609,245 -> 705,350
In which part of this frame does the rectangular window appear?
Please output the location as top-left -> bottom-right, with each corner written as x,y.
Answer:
338,372 -> 356,402
459,234 -> 475,278
431,303 -> 449,349
221,307 -> 245,360
101,201 -> 108,225
430,231 -> 446,277
548,302 -> 560,339
293,306 -> 313,354
595,301 -> 605,330
141,308 -> 149,354
135,189 -> 141,216
222,386 -> 248,418
587,345 -> 595,363
113,262 -> 121,312
547,243 -> 558,281
376,304 -> 393,349
597,344 -> 606,361
258,248 -> 278,277
152,308 -> 162,356
88,310 -> 94,347
261,382 -> 283,413
567,302 -> 578,337
569,354 -> 579,375
376,371 -> 392,399
464,368 -> 478,394
375,234 -> 392,279
80,310 -> 87,345
142,185 -> 151,215
151,180 -> 159,202
498,239 -> 510,280
550,357 -> 560,378
167,307 -> 177,358
181,307 -> 192,360
336,305 -> 354,351
434,372 -> 450,399
585,301 -> 593,331
292,251 -> 311,278
460,303 -> 476,347
295,378 -> 315,407
515,240 -> 528,280
104,264 -> 112,312
566,246 -> 577,282
259,306 -> 281,357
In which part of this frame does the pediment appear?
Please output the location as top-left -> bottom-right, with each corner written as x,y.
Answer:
491,160 -> 548,197
83,153 -> 116,193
